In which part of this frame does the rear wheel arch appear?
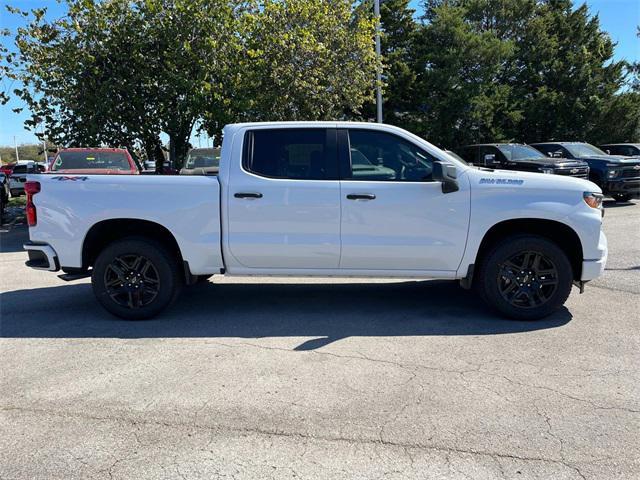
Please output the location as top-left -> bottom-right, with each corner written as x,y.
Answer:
473,219 -> 583,282
82,219 -> 184,270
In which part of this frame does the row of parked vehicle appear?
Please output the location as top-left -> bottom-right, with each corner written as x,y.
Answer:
447,142 -> 640,202
0,147 -> 222,199
1,140 -> 637,207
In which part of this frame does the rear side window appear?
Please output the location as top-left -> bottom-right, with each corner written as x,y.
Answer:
243,129 -> 336,180
52,151 -> 131,171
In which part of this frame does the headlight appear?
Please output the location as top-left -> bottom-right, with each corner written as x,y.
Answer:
539,167 -> 554,174
583,191 -> 603,209
607,169 -> 619,179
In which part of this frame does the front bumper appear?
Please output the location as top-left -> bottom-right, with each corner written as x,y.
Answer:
603,178 -> 640,196
581,231 -> 607,281
23,242 -> 60,271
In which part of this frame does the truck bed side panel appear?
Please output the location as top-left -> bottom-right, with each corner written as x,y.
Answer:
28,174 -> 223,274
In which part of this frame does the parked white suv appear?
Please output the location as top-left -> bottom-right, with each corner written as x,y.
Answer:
23,122 -> 607,320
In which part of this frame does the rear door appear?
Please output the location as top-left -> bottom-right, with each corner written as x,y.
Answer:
338,128 -> 470,272
226,127 -> 341,269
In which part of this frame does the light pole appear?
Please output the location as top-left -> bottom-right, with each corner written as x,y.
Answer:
14,136 -> 19,162
374,0 -> 383,123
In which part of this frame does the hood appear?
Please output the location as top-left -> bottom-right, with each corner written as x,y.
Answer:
506,158 -> 587,168
579,154 -> 640,164
465,165 -> 600,193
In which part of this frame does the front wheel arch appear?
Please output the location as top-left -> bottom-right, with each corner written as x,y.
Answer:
473,219 -> 583,283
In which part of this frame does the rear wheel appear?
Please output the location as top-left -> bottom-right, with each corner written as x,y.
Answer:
475,235 -> 573,320
92,238 -> 182,320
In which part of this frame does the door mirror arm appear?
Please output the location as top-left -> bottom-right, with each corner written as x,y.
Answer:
432,161 -> 459,194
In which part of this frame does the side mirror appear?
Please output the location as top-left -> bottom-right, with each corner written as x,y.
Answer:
432,161 -> 459,194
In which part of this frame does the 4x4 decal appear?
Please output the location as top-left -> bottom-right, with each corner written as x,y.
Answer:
50,176 -> 89,181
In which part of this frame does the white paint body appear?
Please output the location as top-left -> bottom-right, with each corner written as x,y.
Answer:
27,122 -> 607,282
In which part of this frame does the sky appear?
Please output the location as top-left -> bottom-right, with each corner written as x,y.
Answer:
1,0 -> 639,147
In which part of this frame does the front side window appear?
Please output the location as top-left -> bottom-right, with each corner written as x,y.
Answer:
478,146 -> 501,166
244,129 -> 334,180
346,130 -> 434,181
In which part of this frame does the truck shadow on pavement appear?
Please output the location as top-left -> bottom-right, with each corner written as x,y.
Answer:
0,280 -> 572,348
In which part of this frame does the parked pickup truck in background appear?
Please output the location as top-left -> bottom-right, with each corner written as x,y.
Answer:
49,148 -> 140,175
530,142 -> 640,202
456,143 -> 590,178
9,160 -> 39,196
599,143 -> 640,158
180,147 -> 221,175
23,122 -> 608,321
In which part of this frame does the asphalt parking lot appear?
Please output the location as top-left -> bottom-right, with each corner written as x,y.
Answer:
1,200 -> 638,480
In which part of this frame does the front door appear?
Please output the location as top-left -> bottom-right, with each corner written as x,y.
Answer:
338,128 -> 470,272
226,127 -> 341,269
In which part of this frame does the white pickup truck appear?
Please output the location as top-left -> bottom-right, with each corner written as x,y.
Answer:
24,122 -> 607,320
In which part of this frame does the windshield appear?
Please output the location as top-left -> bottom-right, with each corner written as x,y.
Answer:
52,151 -> 131,171
185,148 -> 220,169
497,144 -> 546,161
444,150 -> 468,165
564,143 -> 607,158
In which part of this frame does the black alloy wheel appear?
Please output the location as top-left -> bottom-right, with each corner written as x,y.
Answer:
104,254 -> 160,309
497,251 -> 558,309
92,237 -> 182,320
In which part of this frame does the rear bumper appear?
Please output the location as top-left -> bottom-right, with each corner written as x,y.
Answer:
604,179 -> 640,196
581,231 -> 607,281
23,242 -> 60,271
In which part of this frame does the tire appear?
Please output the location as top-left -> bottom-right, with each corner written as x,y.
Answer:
475,235 -> 573,321
92,237 -> 183,320
613,194 -> 632,202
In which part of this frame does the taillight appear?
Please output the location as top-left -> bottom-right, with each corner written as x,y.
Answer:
25,181 -> 41,227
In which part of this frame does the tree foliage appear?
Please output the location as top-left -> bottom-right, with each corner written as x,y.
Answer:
379,0 -> 639,146
4,0 -> 378,163
2,0 -> 638,157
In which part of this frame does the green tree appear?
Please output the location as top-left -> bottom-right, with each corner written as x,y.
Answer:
358,0 -> 418,126
7,0 -> 241,167
512,1 -> 630,142
410,1 -> 517,147
215,0 -> 379,124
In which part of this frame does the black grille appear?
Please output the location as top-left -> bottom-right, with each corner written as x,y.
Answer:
621,167 -> 640,179
555,167 -> 589,178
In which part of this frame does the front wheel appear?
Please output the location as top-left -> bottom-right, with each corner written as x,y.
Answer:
92,238 -> 182,320
475,235 -> 573,320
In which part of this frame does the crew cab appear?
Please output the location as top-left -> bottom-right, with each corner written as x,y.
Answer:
456,143 -> 589,178
23,122 -> 607,321
530,142 -> 640,202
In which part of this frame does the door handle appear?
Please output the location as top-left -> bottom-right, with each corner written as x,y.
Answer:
234,192 -> 263,199
346,193 -> 376,200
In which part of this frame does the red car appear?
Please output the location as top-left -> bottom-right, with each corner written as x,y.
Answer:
49,148 -> 140,175
0,163 -> 15,176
